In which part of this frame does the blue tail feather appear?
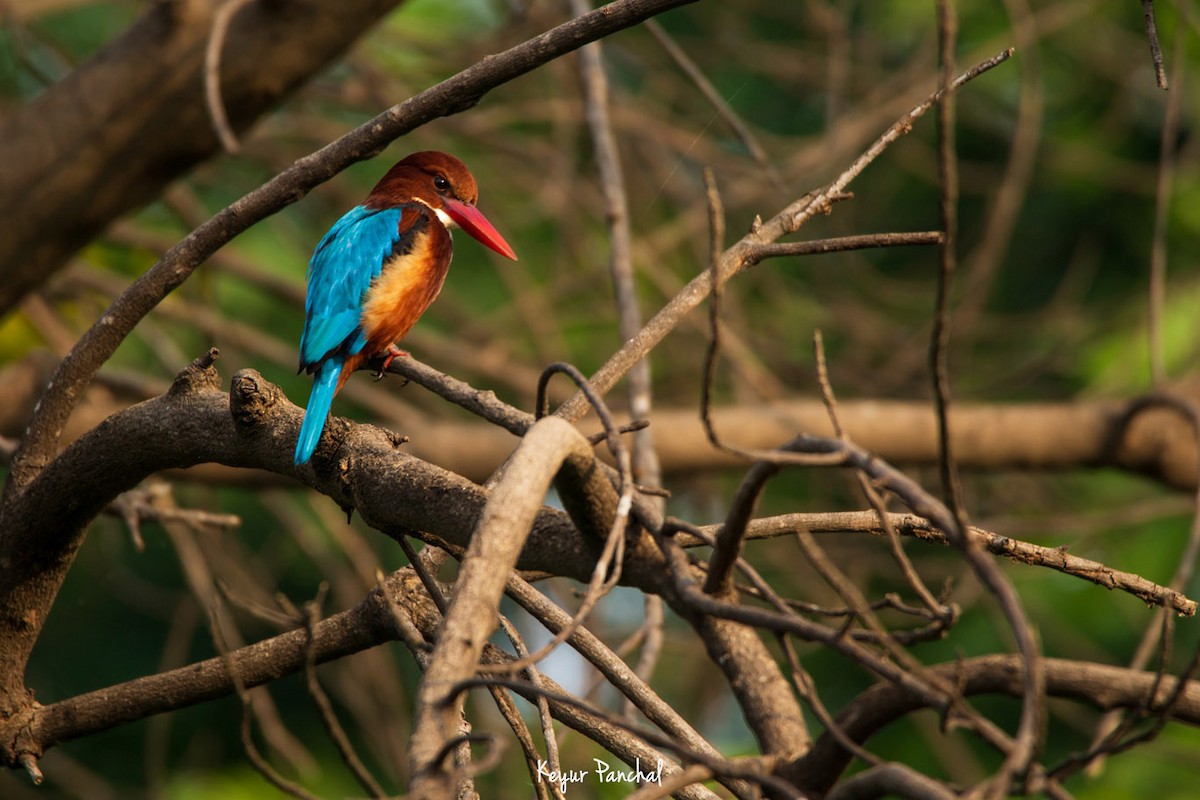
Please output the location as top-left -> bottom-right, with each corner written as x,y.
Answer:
295,359 -> 342,465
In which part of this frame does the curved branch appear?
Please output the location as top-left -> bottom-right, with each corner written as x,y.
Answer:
825,763 -> 957,800
0,0 -> 406,313
0,360 -> 644,721
407,416 -> 598,797
791,654 -> 1200,796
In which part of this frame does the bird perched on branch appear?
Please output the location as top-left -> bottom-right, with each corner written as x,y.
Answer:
294,151 -> 517,466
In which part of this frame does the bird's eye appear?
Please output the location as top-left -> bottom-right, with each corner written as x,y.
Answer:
433,174 -> 451,192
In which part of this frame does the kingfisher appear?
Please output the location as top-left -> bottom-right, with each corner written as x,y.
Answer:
293,151 -> 517,466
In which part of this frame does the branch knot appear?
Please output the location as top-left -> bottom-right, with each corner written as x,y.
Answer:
167,348 -> 221,397
229,368 -> 287,431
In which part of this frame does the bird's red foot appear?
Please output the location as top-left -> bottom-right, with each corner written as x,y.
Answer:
373,345 -> 410,381
382,344 -> 409,371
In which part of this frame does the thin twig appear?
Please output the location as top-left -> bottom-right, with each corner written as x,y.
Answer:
571,1 -> 669,705
1141,0 -> 1169,89
553,48 -> 1013,427
627,596 -> 664,723
1147,7 -> 1185,384
396,534 -> 451,616
210,605 -> 322,800
644,18 -> 784,194
1087,390 -> 1200,766
302,589 -> 388,799
204,0 -> 253,153
779,634 -> 882,771
485,364 -> 632,675
699,166 -> 727,459
495,615 -> 562,800
813,330 -> 953,622
501,575 -> 757,799
936,5 -> 1043,792
716,510 -> 1196,616
487,679 -> 554,800
932,0 -> 968,557
703,458 -> 780,595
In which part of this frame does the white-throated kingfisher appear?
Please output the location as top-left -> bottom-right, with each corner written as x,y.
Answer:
294,151 -> 517,465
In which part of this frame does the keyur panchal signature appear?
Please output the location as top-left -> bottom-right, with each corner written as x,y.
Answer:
535,757 -> 666,794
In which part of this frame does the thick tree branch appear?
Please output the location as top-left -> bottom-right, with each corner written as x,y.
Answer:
792,654 -> 1200,796
0,358 -> 635,724
21,565 -> 721,800
25,569 -> 422,757
7,352 -> 1198,492
407,416 -> 599,798
0,0 -> 405,314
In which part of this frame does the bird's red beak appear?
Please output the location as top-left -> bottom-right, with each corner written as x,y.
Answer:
442,197 -> 518,261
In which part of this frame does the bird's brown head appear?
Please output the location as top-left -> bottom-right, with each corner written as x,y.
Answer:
367,151 -> 517,260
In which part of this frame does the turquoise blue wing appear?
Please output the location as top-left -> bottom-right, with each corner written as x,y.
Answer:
298,205 -> 406,371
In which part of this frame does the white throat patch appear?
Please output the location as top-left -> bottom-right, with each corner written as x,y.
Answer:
413,197 -> 457,230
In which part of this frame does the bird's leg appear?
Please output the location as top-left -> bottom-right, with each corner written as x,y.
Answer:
373,343 -> 409,381
382,343 -> 409,369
